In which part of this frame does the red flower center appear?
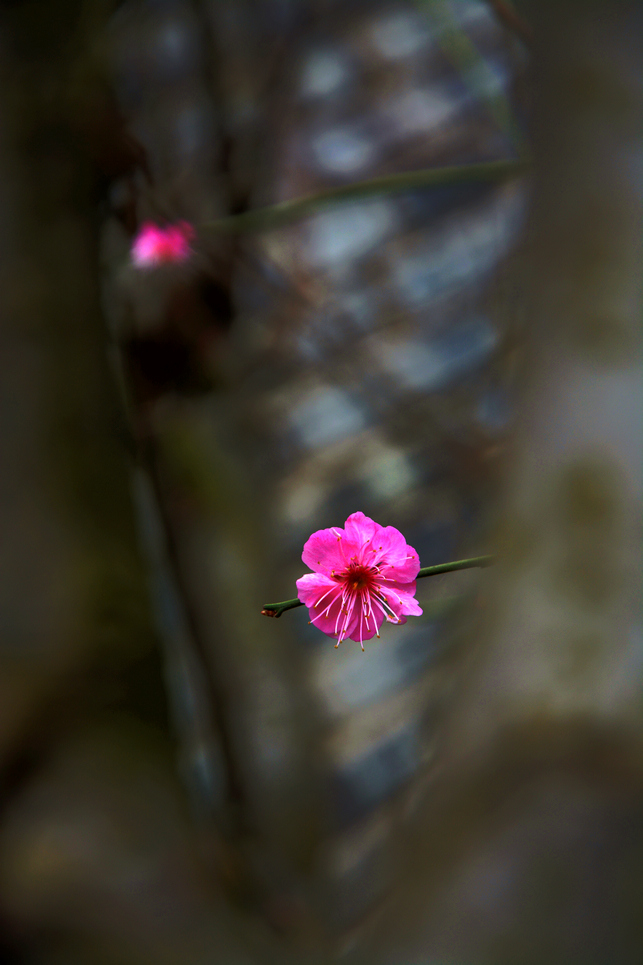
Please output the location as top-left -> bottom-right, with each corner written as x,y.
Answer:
343,563 -> 375,592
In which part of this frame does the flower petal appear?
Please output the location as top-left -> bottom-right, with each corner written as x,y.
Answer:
131,221 -> 193,268
377,544 -> 421,585
376,528 -> 418,575
296,572 -> 347,635
301,526 -> 359,576
296,571 -> 336,606
373,579 -> 422,621
379,546 -> 420,583
345,515 -> 420,581
395,584 -> 423,617
343,511 -> 381,554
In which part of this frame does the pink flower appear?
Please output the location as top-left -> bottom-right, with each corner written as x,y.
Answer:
131,221 -> 194,268
296,512 -> 422,650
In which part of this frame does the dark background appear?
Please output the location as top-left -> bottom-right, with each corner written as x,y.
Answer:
0,2 -> 640,963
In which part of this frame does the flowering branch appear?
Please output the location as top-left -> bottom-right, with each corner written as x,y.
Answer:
131,161 -> 527,269
261,554 -> 493,619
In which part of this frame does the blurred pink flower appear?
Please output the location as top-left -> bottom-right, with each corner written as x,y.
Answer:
296,511 -> 422,649
131,221 -> 194,267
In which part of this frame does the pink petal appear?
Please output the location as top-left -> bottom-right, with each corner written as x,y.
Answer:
396,586 -> 423,617
296,571 -> 336,606
377,543 -> 421,584
373,579 -> 422,623
343,511 -> 381,553
131,221 -> 193,268
301,527 -> 359,576
386,539 -> 420,580
372,525 -> 411,562
131,223 -> 160,264
344,514 -> 419,581
296,572 -> 344,635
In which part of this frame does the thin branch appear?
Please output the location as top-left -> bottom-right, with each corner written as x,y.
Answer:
416,0 -> 527,155
261,555 -> 493,618
416,554 -> 493,578
486,0 -> 533,46
204,159 -> 526,236
261,598 -> 305,619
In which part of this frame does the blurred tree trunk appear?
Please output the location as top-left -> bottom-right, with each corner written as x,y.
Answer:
0,0 -> 157,781
358,4 -> 643,963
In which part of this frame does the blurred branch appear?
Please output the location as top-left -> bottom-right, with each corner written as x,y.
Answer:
486,0 -> 533,46
204,159 -> 526,235
417,0 -> 528,154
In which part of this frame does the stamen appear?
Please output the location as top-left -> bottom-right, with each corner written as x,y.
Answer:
334,583 -> 352,636
366,588 -> 380,637
338,588 -> 357,642
371,597 -> 389,621
379,585 -> 405,606
373,592 -> 399,623
310,587 -> 342,624
313,583 -> 339,610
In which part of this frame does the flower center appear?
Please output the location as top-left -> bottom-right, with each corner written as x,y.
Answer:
344,564 -> 373,592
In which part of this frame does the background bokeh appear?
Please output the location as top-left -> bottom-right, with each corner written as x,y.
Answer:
0,1 -> 640,963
